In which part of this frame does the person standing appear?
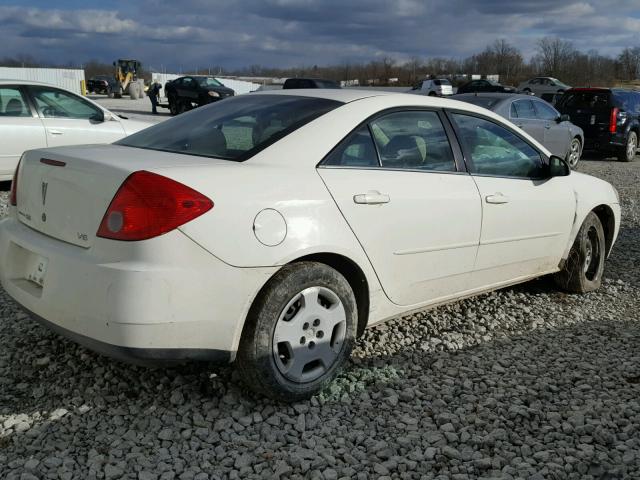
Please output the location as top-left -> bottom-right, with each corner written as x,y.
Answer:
148,80 -> 161,114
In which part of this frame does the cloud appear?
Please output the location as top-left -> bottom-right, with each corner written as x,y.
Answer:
1,1 -> 639,70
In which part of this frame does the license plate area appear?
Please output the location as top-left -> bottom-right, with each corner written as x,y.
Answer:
7,242 -> 49,293
25,254 -> 48,287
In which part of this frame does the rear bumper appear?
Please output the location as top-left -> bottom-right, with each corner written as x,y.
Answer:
583,132 -> 626,152
0,216 -> 277,363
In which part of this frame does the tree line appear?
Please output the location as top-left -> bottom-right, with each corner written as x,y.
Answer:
2,37 -> 640,87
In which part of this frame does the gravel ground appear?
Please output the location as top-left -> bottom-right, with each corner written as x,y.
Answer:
0,159 -> 639,479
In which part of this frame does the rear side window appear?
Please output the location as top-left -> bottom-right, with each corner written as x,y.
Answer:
370,111 -> 456,171
0,87 -> 30,117
324,110 -> 456,172
117,95 -> 342,162
614,92 -> 640,113
511,100 -> 537,119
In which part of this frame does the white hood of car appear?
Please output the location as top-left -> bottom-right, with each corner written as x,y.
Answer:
119,118 -> 155,136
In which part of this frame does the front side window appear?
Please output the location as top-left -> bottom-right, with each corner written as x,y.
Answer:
30,87 -> 102,120
452,113 -> 545,178
118,95 -> 342,162
196,77 -> 223,87
511,100 -> 537,119
533,100 -> 559,121
0,87 -> 30,117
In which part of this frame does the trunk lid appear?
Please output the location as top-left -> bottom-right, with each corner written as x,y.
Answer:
14,144 -> 223,248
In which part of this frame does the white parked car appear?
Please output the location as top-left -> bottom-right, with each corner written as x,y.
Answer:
0,80 -> 151,181
411,78 -> 454,96
0,90 -> 620,400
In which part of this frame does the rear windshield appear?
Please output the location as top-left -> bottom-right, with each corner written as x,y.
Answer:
456,96 -> 501,110
559,91 -> 611,112
117,95 -> 342,161
434,79 -> 451,86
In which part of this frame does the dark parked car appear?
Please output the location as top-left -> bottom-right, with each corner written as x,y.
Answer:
165,76 -> 235,115
456,93 -> 584,168
456,79 -> 516,94
87,75 -> 115,96
557,88 -> 640,162
282,78 -> 341,89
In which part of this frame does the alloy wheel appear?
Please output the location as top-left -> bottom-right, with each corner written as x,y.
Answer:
584,225 -> 601,281
568,139 -> 581,167
627,132 -> 637,161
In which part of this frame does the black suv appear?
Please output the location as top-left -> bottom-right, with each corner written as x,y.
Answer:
282,78 -> 341,89
165,76 -> 235,115
557,88 -> 640,162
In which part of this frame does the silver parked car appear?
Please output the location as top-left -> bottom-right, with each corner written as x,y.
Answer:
455,93 -> 583,168
518,77 -> 571,96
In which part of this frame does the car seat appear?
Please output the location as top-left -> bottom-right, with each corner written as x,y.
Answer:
5,98 -> 24,116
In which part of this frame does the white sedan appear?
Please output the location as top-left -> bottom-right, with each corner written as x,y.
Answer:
0,80 -> 151,181
0,90 -> 620,400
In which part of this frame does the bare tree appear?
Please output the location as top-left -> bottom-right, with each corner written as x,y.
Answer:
617,47 -> 640,81
535,37 -> 576,78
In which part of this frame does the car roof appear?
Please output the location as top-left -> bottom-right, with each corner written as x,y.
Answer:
454,92 -> 531,102
251,88 -> 397,103
0,79 -> 59,87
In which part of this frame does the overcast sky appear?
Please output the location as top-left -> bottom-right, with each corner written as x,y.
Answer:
1,0 -> 640,72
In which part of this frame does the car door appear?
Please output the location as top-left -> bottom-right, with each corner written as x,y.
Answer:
318,109 -> 481,306
510,99 -> 545,144
182,77 -> 199,102
448,112 -> 575,288
533,99 -> 569,157
27,86 -> 126,147
0,85 -> 47,179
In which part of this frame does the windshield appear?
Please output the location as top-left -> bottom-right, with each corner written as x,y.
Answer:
196,77 -> 223,87
486,79 -> 500,86
549,78 -> 565,86
117,94 -> 343,161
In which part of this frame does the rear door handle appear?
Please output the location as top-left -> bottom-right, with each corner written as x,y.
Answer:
353,191 -> 390,205
48,129 -> 63,135
485,193 -> 509,204
544,124 -> 551,129
515,123 -> 524,128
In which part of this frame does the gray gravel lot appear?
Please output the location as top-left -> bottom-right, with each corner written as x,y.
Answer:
0,158 -> 639,480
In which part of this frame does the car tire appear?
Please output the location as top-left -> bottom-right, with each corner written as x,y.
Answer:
168,96 -> 178,116
554,211 -> 606,293
107,88 -> 114,99
566,137 -> 582,169
523,88 -> 531,94
236,261 -> 357,401
428,91 -> 436,96
617,131 -> 637,162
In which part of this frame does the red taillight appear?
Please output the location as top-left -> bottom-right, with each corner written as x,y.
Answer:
97,171 -> 213,241
609,107 -> 619,133
9,160 -> 20,206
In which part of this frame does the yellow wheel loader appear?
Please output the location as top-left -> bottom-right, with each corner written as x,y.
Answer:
112,59 -> 142,99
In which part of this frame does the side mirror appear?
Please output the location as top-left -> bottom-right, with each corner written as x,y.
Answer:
549,155 -> 571,176
557,113 -> 570,123
99,110 -> 112,122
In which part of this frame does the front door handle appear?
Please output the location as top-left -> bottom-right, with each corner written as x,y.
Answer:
353,191 -> 390,205
48,129 -> 63,135
516,123 -> 524,128
485,193 -> 510,204
544,124 -> 551,129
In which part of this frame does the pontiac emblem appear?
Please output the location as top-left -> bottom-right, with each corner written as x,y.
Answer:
41,181 -> 48,206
